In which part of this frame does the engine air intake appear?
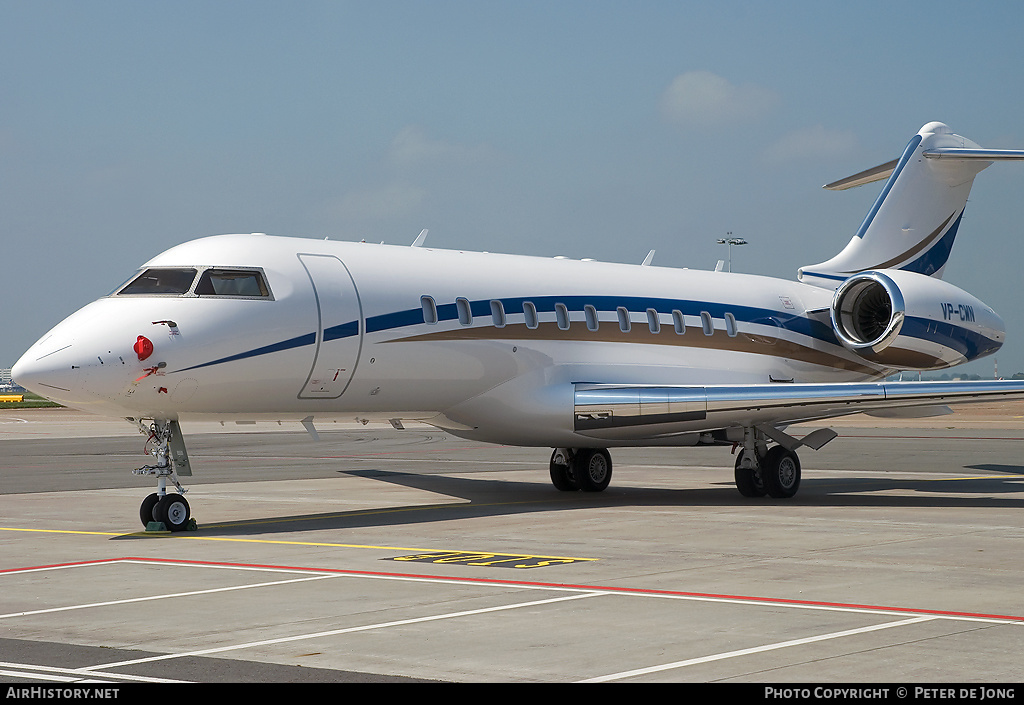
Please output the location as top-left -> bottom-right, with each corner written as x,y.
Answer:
831,272 -> 905,353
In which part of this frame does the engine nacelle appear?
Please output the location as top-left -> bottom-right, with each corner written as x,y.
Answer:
830,270 -> 1004,370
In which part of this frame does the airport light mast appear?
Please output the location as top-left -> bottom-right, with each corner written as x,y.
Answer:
716,233 -> 747,272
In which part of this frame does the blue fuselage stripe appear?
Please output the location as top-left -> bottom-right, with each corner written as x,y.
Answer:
902,316 -> 1001,360
178,332 -> 317,372
176,292 -> 999,371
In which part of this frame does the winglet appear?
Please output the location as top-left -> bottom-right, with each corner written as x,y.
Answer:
411,229 -> 429,247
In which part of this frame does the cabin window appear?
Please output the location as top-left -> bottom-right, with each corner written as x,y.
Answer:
555,303 -> 570,330
584,305 -> 599,331
490,300 -> 506,328
647,309 -> 660,334
725,312 -> 738,337
672,310 -> 686,334
456,298 -> 473,325
118,268 -> 197,295
421,296 -> 438,324
617,307 -> 631,333
701,311 -> 714,336
195,269 -> 269,297
523,301 -> 539,329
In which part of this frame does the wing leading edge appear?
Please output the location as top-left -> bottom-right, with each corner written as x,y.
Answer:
573,380 -> 1024,441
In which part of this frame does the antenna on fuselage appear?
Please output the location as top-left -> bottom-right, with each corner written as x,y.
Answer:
411,229 -> 429,247
641,250 -> 656,266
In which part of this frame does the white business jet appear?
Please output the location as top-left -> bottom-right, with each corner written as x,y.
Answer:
13,122 -> 1024,531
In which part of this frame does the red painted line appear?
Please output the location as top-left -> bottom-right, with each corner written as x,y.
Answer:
7,555 -> 1015,624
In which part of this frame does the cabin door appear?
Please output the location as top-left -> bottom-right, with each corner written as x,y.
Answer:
297,253 -> 363,399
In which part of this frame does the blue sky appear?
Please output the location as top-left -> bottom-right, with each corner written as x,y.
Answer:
4,1 -> 1024,375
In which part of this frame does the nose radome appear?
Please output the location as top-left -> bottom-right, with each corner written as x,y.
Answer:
11,340 -> 82,400
10,354 -> 31,389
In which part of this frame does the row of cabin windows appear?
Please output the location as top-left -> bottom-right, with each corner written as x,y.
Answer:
420,296 -> 739,337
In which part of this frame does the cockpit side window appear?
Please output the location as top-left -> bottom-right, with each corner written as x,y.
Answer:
195,269 -> 270,297
118,268 -> 198,295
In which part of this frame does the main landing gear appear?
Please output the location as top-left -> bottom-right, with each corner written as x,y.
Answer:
132,419 -> 195,532
549,448 -> 612,492
733,427 -> 801,499
734,445 -> 801,498
547,428 -> 805,499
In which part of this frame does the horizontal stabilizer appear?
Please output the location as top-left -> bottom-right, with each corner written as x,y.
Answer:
824,158 -> 898,191
825,149 -> 1024,191
923,148 -> 1024,161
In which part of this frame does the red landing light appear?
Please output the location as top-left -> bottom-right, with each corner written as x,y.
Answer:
134,335 -> 154,361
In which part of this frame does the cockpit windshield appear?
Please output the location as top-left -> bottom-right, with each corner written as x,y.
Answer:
114,266 -> 271,298
117,268 -> 198,295
195,269 -> 269,297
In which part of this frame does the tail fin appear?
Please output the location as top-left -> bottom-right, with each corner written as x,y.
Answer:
798,122 -> 1024,289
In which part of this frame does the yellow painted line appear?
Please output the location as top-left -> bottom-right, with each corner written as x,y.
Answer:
387,550 -> 596,568
0,496 -> 550,541
0,526 -> 595,563
1,527 -> 121,537
0,526 -> 454,553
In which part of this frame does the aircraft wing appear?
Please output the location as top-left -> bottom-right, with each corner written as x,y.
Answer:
573,380 -> 1024,442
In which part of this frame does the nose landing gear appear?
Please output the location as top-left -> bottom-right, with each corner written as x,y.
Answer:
132,419 -> 195,532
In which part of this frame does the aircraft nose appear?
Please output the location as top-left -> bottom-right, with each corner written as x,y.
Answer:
11,338 -> 83,401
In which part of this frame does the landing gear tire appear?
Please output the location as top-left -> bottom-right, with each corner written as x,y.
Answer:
154,493 -> 191,532
573,449 -> 612,492
734,450 -> 767,498
761,446 -> 801,499
549,449 -> 578,491
139,493 -> 160,527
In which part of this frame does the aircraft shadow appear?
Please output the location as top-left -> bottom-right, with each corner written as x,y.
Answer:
965,463 -> 1024,475
112,464 -> 1024,539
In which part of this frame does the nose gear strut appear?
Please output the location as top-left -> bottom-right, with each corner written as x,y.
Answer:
131,418 -> 195,532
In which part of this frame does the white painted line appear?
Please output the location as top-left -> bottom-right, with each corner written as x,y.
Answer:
0,559 -> 126,576
85,591 -> 604,671
578,616 -> 935,682
579,587 -> 1024,625
0,574 -> 337,619
0,668 -> 85,682
0,661 -> 187,683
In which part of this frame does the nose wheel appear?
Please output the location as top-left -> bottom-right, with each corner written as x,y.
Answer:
133,419 -> 195,532
139,491 -> 191,530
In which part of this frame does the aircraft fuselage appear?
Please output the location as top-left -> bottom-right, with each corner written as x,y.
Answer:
16,232 -> 970,447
